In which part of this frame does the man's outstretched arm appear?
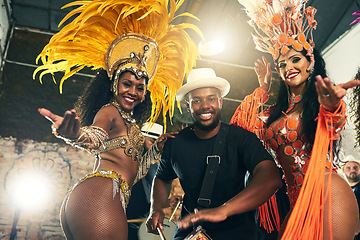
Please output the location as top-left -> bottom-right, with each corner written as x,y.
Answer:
178,160 -> 282,229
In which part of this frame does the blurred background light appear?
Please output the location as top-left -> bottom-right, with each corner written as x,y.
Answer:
198,39 -> 225,57
10,172 -> 51,211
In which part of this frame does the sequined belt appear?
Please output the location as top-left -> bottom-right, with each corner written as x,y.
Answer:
69,170 -> 131,209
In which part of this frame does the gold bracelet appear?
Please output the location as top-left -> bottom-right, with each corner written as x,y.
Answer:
53,126 -> 109,151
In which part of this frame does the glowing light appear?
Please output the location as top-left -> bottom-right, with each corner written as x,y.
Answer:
198,39 -> 225,56
10,172 -> 50,210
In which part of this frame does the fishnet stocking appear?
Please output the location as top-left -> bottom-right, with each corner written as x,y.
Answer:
323,173 -> 358,240
60,177 -> 128,240
278,173 -> 359,240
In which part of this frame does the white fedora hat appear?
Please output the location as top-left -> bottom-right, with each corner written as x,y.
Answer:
141,122 -> 163,139
339,155 -> 360,169
175,68 -> 230,102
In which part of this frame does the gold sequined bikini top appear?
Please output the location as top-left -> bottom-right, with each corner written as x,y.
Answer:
99,100 -> 144,163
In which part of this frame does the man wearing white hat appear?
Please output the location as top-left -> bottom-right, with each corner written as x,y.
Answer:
342,155 -> 360,188
147,68 -> 282,239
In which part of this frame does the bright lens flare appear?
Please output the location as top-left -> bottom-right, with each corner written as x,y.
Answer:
198,39 -> 225,56
10,173 -> 50,210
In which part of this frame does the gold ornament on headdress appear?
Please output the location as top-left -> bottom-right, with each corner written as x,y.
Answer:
238,0 -> 317,70
106,33 -> 160,95
33,0 -> 203,126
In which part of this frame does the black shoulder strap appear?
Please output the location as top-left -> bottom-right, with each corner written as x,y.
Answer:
197,123 -> 229,209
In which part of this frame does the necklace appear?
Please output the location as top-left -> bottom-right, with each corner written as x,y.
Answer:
106,100 -> 144,163
286,95 -> 303,113
110,100 -> 136,124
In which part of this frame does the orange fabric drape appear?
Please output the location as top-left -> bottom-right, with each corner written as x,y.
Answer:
281,102 -> 345,239
231,87 -> 280,233
231,88 -> 346,236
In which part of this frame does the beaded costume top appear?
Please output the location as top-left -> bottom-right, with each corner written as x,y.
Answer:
99,100 -> 158,184
231,87 -> 346,207
100,101 -> 144,163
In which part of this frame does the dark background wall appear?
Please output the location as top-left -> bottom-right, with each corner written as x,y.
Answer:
1,0 -> 360,142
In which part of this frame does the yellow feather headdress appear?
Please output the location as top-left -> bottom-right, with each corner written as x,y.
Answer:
238,0 -> 317,70
33,0 -> 203,126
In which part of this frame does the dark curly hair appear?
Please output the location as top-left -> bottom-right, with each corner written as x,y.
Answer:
74,69 -> 152,127
266,48 -> 340,153
349,68 -> 360,146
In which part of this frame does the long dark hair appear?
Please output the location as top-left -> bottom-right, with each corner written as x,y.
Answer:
74,69 -> 152,127
266,48 -> 327,147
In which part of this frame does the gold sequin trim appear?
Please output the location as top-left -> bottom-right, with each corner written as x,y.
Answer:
69,170 -> 131,208
99,101 -> 144,163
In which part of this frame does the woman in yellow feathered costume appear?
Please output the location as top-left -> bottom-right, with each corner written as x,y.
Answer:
34,0 -> 202,239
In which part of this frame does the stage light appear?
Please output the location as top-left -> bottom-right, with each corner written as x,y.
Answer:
10,172 -> 51,211
198,39 -> 225,57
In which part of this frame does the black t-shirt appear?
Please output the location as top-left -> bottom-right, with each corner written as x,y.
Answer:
352,181 -> 360,208
156,123 -> 274,239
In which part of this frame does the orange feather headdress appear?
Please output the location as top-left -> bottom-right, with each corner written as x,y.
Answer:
238,0 -> 317,70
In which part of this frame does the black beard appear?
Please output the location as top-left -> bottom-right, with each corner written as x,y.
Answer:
348,174 -> 360,182
192,113 -> 220,131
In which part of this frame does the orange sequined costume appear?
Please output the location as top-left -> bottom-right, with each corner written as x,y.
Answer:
233,0 -> 358,238
230,87 -> 346,208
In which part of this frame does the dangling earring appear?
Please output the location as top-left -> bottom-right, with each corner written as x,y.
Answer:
305,68 -> 312,86
306,66 -> 314,75
112,66 -> 123,95
112,86 -> 117,95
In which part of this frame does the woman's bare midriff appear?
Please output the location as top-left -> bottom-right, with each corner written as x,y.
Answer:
96,149 -> 139,188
